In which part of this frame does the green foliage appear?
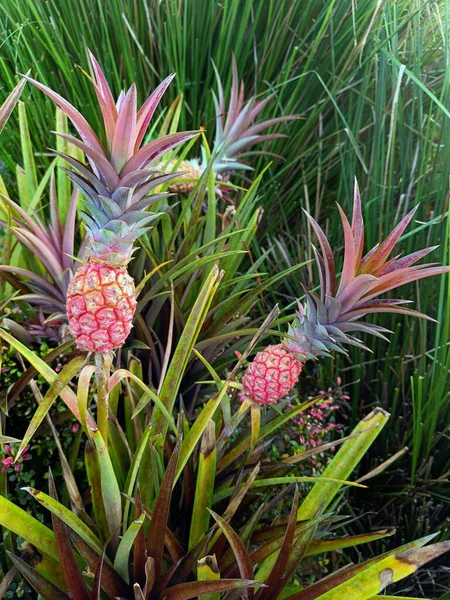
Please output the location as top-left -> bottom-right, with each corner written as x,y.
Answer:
1,0 -> 450,596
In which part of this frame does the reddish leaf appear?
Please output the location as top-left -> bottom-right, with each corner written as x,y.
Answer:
133,486 -> 147,588
48,472 -> 90,600
255,487 -> 300,600
147,438 -> 182,580
0,76 -> 27,133
7,552 -> 68,600
361,206 -> 418,275
351,179 -> 364,265
111,85 -> 137,172
158,579 -> 262,600
88,50 -> 117,142
91,551 -> 105,600
209,510 -> 254,599
69,529 -> 131,599
135,74 -> 176,150
303,211 -> 336,296
121,131 -> 200,176
22,73 -> 104,155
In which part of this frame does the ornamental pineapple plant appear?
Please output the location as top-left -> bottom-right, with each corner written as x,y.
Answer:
240,181 -> 450,406
23,51 -> 198,354
164,57 -> 299,196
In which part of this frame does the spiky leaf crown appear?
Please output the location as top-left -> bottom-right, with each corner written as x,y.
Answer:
24,52 -> 199,265
285,180 -> 450,360
210,57 -> 299,173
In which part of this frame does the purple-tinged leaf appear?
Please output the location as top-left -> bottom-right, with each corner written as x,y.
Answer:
14,294 -> 66,311
129,172 -> 179,205
224,56 -> 240,137
111,84 -> 137,172
54,132 -> 119,189
338,322 -> 392,340
147,438 -> 182,581
22,74 -> 104,154
351,179 -> 364,265
336,203 -> 356,295
135,74 -> 176,150
62,188 -> 80,271
61,168 -> 101,205
117,168 -> 161,189
256,487 -> 300,600
69,530 -> 131,599
362,265 -> 450,300
343,304 -> 437,322
157,536 -> 211,592
12,229 -> 64,282
248,95 -> 273,123
225,134 -> 287,159
209,510 -> 254,599
226,101 -> 254,145
361,205 -> 418,275
244,115 -> 301,138
159,579 -> 262,600
238,150 -> 285,160
48,472 -> 90,600
88,50 -> 117,143
0,76 -> 27,133
91,550 -> 105,600
303,210 -> 336,296
335,274 -> 377,315
121,131 -> 200,176
274,509 -> 323,599
0,266 -> 65,300
133,487 -> 146,589
54,151 -> 109,195
1,194 -> 50,245
49,173 -> 63,246
7,552 -> 68,600
382,245 -> 439,274
311,246 -> 326,303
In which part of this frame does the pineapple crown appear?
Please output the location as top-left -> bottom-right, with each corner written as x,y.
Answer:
285,179 -> 450,360
23,51 -> 199,265
209,56 -> 300,174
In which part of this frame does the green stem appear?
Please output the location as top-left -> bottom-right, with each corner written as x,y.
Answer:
95,353 -> 111,447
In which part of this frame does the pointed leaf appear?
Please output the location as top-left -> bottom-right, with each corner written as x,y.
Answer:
147,438 -> 182,580
159,579 -> 262,600
48,473 -> 90,600
0,77 -> 27,133
7,553 -> 68,600
17,355 -> 85,460
23,74 -> 104,154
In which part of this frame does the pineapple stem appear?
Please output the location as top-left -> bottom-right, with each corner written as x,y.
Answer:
250,402 -> 261,455
95,352 -> 111,447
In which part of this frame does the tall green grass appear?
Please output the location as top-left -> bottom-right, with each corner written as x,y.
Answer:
0,0 -> 449,563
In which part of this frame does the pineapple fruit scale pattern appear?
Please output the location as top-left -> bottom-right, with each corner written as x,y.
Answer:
66,262 -> 137,353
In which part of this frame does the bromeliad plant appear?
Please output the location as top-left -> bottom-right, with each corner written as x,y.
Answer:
22,51 -> 199,356
163,57 -> 299,197
239,181 -> 450,408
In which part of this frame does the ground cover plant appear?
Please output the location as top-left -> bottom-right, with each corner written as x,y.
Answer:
1,0 -> 450,598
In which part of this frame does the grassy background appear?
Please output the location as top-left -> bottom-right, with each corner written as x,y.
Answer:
1,0 -> 450,595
